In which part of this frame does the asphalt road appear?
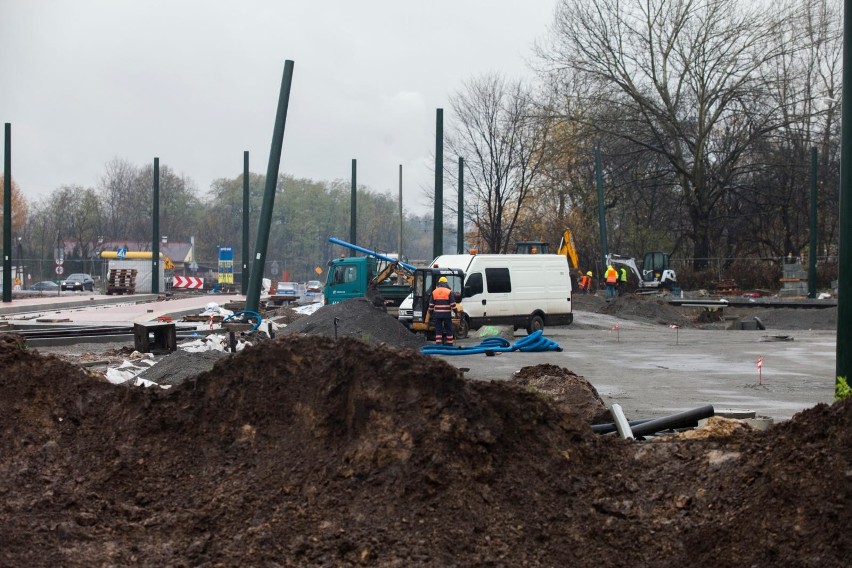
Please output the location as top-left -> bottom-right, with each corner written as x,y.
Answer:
438,311 -> 836,423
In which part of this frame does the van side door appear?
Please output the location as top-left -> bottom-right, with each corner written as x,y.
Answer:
484,267 -> 512,319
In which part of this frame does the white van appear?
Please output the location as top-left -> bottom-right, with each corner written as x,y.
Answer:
429,254 -> 572,334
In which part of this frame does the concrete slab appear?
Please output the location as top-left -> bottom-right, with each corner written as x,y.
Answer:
438,311 -> 836,423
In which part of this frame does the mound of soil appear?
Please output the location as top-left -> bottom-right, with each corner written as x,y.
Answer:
747,306 -> 837,330
283,297 -> 424,348
510,364 -> 611,424
598,295 -> 694,327
0,333 -> 850,567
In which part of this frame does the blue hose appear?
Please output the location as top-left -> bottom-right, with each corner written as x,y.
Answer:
420,330 -> 561,355
222,310 -> 263,331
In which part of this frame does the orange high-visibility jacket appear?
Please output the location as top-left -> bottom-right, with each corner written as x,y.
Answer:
429,285 -> 457,317
605,267 -> 618,284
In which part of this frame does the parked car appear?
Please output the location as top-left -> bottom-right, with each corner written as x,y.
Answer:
30,280 -> 59,292
60,273 -> 95,291
306,280 -> 323,293
275,282 -> 298,296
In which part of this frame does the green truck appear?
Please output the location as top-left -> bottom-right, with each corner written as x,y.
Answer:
324,255 -> 412,307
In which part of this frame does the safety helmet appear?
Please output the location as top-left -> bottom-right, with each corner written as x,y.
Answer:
438,276 -> 448,283
587,271 -> 592,276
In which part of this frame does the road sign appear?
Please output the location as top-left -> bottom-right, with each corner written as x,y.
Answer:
172,276 -> 204,289
315,266 -> 323,275
164,256 -> 175,270
55,265 -> 64,276
55,258 -> 64,266
116,247 -> 128,259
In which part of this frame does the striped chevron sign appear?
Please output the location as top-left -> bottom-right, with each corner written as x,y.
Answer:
172,276 -> 204,289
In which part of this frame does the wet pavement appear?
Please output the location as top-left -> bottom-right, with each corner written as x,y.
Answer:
441,311 -> 836,423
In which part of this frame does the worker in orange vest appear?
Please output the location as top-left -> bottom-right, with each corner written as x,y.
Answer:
604,265 -> 618,299
429,276 -> 458,345
579,271 -> 593,295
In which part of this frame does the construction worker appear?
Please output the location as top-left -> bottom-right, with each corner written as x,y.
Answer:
579,271 -> 592,295
604,265 -> 618,299
618,266 -> 628,296
428,276 -> 458,345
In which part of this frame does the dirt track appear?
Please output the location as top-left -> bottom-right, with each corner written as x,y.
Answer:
1,332 -> 849,567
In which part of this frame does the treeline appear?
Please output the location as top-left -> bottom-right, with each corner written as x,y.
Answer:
12,158 -> 444,282
447,0 -> 841,288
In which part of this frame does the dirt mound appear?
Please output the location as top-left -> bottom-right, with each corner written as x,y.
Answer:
749,306 -> 837,330
598,294 -> 694,327
282,297 -> 424,348
1,333 -> 850,567
509,364 -> 611,424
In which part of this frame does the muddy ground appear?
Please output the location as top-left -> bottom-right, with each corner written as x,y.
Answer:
2,293 -> 845,566
1,330 -> 850,567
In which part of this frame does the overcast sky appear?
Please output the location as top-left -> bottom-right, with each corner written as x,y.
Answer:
1,0 -> 557,214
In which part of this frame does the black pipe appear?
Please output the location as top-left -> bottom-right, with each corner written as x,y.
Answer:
592,418 -> 655,434
630,405 -> 715,437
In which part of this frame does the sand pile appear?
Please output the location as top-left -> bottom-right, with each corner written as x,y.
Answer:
0,333 -> 850,567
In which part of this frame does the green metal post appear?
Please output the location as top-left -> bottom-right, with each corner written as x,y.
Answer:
350,159 -> 357,255
434,108 -> 443,258
3,123 -> 11,303
457,157 -> 464,254
242,150 -> 250,295
152,157 -> 160,295
398,164 -> 403,257
246,60 -> 295,314
595,147 -> 609,268
837,0 -> 852,388
808,147 -> 818,299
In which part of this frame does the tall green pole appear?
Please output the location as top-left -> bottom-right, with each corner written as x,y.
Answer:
246,60 -> 295,314
595,147 -> 609,269
808,147 -> 818,299
434,108 -> 444,258
457,157 -> 464,254
152,157 -> 160,295
350,158 -> 357,254
3,123 -> 11,303
837,0 -> 852,388
398,164 -> 403,257
242,150 -> 250,295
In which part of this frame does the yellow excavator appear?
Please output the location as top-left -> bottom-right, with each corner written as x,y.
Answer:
514,229 -> 582,288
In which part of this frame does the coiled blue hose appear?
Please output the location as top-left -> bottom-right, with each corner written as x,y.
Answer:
420,330 -> 562,355
222,310 -> 263,331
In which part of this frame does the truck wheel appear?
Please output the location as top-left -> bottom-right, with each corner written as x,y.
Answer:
526,314 -> 544,335
455,316 -> 469,339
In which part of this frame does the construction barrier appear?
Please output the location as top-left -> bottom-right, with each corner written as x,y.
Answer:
172,276 -> 205,289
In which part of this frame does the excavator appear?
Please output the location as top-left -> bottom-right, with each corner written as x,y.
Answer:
515,230 -> 578,268
515,229 -> 582,286
605,252 -> 677,291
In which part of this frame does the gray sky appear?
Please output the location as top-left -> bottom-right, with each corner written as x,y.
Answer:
1,0 -> 556,213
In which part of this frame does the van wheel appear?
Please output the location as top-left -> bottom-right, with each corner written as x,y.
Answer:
455,316 -> 469,340
526,314 -> 544,335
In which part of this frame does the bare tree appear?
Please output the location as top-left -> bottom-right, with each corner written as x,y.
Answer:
447,73 -> 549,253
98,157 -> 139,240
539,0 -> 795,269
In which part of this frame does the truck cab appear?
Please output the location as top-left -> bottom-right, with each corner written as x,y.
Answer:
324,256 -> 411,307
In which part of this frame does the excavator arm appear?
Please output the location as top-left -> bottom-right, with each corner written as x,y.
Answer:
371,262 -> 414,288
604,254 -> 643,284
557,230 -> 580,271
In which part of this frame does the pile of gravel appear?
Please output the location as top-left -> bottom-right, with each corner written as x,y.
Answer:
282,297 -> 425,348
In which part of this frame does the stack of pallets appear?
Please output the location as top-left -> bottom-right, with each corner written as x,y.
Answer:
106,268 -> 137,295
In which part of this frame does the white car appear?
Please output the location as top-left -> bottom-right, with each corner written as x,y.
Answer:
398,293 -> 414,328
